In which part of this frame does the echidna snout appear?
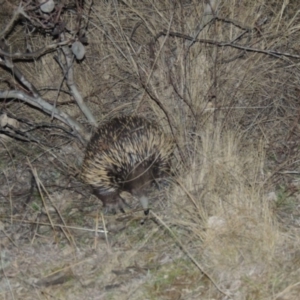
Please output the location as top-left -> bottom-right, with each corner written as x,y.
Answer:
81,116 -> 175,214
139,195 -> 150,215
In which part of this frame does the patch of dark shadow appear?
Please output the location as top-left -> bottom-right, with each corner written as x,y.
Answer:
35,270 -> 74,287
104,284 -> 122,290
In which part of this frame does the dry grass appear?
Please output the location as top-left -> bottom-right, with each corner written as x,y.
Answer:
1,0 -> 300,299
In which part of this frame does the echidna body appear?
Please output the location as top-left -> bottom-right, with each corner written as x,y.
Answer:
81,116 -> 174,214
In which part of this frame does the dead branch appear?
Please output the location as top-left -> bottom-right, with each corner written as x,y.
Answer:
0,1 -> 97,145
155,30 -> 300,60
0,125 -> 45,144
1,110 -> 79,136
139,72 -> 185,164
0,38 -> 90,143
0,40 -> 71,60
0,90 -> 89,143
0,122 -> 75,145
59,34 -> 97,126
0,40 -> 40,97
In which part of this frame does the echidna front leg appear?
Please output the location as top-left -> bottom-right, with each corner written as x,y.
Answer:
93,189 -> 129,214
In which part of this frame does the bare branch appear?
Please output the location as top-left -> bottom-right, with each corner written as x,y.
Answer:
0,1 -> 96,144
0,41 -> 40,97
0,40 -> 71,60
0,90 -> 90,143
1,111 -> 79,135
155,30 -> 300,60
0,125 -> 45,144
60,35 -> 97,126
139,74 -> 186,164
214,16 -> 255,32
0,121 -> 76,145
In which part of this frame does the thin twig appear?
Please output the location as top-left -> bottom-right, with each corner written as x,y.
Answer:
0,126 -> 44,144
155,30 -> 300,59
0,217 -> 108,234
140,80 -> 185,163
0,40 -> 71,60
150,211 -> 231,298
1,40 -> 40,97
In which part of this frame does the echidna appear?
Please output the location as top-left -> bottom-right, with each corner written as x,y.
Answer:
81,116 -> 175,214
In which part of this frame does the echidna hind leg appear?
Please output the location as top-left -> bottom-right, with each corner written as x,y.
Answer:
93,189 -> 129,214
